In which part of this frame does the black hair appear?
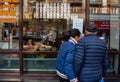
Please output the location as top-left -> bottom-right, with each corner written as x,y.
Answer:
86,24 -> 98,32
63,28 -> 81,41
63,31 -> 70,41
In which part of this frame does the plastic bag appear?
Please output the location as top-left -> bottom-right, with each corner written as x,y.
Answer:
100,79 -> 104,82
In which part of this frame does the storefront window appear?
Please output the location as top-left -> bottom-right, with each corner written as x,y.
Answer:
109,0 -> 120,74
0,0 -> 19,49
23,0 -> 86,74
89,0 -> 120,74
0,0 -> 120,80
23,0 -> 86,51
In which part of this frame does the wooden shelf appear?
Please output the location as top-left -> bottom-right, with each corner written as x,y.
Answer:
70,2 -> 82,6
90,2 -> 102,7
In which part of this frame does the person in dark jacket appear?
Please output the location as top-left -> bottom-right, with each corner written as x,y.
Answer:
56,28 -> 81,82
73,24 -> 108,82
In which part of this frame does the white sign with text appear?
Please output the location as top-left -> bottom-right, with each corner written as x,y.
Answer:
73,19 -> 83,33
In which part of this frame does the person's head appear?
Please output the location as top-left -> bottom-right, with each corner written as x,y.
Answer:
85,24 -> 98,35
63,28 -> 81,41
51,27 -> 56,31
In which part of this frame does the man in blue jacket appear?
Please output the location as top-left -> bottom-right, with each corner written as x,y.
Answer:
73,24 -> 108,82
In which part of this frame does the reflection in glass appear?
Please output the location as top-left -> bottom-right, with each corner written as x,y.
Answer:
23,54 -> 56,74
0,54 -> 19,73
107,55 -> 114,72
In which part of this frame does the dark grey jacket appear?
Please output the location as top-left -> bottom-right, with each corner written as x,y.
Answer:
74,34 -> 108,82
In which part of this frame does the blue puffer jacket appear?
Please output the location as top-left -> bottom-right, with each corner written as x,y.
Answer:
56,39 -> 76,81
74,34 -> 108,82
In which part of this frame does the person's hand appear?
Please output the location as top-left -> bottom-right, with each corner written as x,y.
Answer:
70,77 -> 78,82
75,77 -> 78,82
102,77 -> 104,80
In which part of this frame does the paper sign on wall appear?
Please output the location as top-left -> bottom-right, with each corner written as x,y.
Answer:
73,19 -> 83,33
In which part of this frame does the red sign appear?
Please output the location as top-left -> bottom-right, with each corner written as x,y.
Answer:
90,21 -> 110,29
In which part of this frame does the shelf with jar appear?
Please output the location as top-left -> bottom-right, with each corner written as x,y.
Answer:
108,0 -> 120,7
90,0 -> 120,7
33,2 -> 71,19
26,0 -> 84,19
90,7 -> 111,14
70,6 -> 84,13
90,7 -> 120,15
110,8 -> 120,15
35,3 -> 84,19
